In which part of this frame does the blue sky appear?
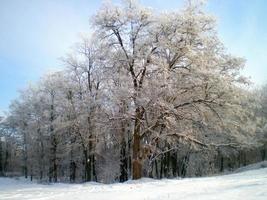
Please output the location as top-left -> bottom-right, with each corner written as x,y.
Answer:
0,0 -> 267,114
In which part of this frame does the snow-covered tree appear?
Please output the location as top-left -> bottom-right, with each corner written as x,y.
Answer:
92,0 -> 249,179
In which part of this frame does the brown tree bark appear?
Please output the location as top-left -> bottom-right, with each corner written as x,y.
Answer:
132,107 -> 144,180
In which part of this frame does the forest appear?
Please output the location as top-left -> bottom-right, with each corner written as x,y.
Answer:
0,0 -> 266,183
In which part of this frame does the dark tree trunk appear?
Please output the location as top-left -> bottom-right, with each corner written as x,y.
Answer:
4,145 -> 8,175
92,154 -> 97,182
119,114 -> 128,182
70,160 -> 76,182
83,149 -> 91,182
38,129 -> 44,181
88,139 -> 93,182
119,138 -> 128,182
22,124 -> 28,179
171,151 -> 177,177
69,149 -> 76,182
49,94 -> 57,183
160,156 -> 163,179
132,107 -> 143,180
155,160 -> 159,178
52,135 -> 58,182
49,133 -> 58,183
30,165 -> 33,181
127,128 -> 132,178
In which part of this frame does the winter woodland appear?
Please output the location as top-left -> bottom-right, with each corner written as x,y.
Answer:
0,0 -> 266,183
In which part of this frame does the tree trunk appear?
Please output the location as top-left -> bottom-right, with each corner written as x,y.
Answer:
127,128 -> 132,179
49,133 -> 57,182
52,135 -> 57,182
132,107 -> 143,180
83,150 -> 91,182
22,128 -> 28,179
49,94 -> 57,182
4,144 -> 8,175
39,129 -> 44,181
69,160 -> 76,182
119,113 -> 128,182
88,138 -> 93,182
119,138 -> 128,182
91,154 -> 97,182
30,165 -> 33,181
69,150 -> 76,182
69,129 -> 76,183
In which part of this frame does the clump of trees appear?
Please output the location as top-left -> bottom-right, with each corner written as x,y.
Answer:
0,0 -> 266,183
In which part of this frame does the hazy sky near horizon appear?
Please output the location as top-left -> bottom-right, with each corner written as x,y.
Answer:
0,0 -> 267,114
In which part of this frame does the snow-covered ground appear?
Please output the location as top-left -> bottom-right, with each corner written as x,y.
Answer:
0,163 -> 267,200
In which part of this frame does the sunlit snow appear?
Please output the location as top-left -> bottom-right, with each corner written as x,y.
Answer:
0,166 -> 266,200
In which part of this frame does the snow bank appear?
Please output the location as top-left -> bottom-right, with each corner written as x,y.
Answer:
0,165 -> 267,200
234,161 -> 267,173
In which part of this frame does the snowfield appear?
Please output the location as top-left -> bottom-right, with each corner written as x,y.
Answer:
0,163 -> 267,200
